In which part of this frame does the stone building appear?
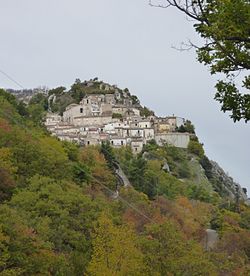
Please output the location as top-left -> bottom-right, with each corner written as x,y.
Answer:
63,94 -> 113,126
45,113 -> 62,131
45,93 -> 190,153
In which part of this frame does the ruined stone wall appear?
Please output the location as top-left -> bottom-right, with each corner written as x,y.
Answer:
155,133 -> 190,148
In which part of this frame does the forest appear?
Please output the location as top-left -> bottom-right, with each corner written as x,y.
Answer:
0,88 -> 250,275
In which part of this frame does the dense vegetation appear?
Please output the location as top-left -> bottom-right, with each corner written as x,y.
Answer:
0,88 -> 250,275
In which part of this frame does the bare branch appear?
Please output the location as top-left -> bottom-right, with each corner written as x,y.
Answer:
171,39 -> 200,51
149,0 -> 171,8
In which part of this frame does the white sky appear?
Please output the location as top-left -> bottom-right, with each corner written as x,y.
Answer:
0,0 -> 249,194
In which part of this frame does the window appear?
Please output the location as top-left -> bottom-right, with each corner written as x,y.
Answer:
87,141 -> 90,145
121,141 -> 124,145
146,125 -> 148,128
111,141 -> 114,145
80,108 -> 83,113
87,100 -> 89,104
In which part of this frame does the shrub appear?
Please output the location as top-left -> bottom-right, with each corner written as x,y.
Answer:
188,141 -> 204,158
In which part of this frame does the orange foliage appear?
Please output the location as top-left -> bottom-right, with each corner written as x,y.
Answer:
121,190 -> 164,232
0,118 -> 11,132
80,146 -> 116,191
153,196 -> 213,241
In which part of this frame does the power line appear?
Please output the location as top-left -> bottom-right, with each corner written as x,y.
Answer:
0,69 -> 25,89
0,68 -> 156,223
0,107 -> 156,224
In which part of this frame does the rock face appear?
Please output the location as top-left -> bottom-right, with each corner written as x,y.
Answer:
162,162 -> 170,173
210,161 -> 247,200
8,88 -> 48,103
204,229 -> 218,250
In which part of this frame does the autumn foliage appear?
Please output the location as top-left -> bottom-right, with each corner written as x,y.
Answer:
0,89 -> 249,275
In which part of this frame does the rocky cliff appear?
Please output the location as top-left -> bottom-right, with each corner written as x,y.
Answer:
210,160 -> 248,200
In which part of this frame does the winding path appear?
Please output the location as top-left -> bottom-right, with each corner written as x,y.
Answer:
115,165 -> 131,188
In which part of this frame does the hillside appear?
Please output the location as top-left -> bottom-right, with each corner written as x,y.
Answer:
10,78 -> 247,200
1,85 -> 250,275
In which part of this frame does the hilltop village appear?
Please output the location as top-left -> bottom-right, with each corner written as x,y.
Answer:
45,80 -> 191,153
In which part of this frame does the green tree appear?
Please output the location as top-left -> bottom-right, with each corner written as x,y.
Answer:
48,86 -> 66,96
7,175 -> 100,275
187,184 -> 213,202
80,146 -> 116,191
131,95 -> 140,105
200,155 -> 213,179
70,79 -> 86,102
0,89 -> 18,108
87,213 -> 145,276
16,101 -> 29,117
101,142 -> 118,171
188,140 -> 204,158
140,221 -> 217,275
150,0 -> 250,122
29,93 -> 48,110
177,120 -> 195,134
140,106 -> 155,117
27,103 -> 46,125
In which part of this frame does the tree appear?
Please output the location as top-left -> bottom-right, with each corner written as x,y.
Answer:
200,155 -> 213,179
188,140 -> 204,158
48,86 -> 66,96
150,0 -> 250,122
140,221 -> 217,275
0,205 -> 69,275
80,146 -> 116,191
101,142 -> 118,172
6,175 -> 100,275
17,101 -> 29,117
140,106 -> 155,117
29,93 -> 48,110
87,213 -> 145,276
131,95 -> 140,105
0,89 -> 17,108
70,79 -> 86,102
27,103 -> 46,125
176,120 -> 195,134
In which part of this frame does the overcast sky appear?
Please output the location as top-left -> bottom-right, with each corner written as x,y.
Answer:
0,0 -> 249,194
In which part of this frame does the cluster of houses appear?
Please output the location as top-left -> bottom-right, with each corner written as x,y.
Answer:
45,91 -> 190,153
